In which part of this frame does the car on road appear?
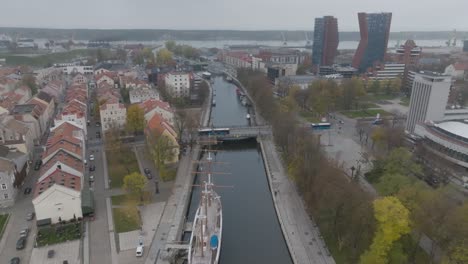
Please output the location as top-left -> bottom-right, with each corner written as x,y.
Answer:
16,237 -> 26,250
23,187 -> 32,195
89,165 -> 96,172
96,131 -> 101,139
34,160 -> 42,170
146,172 -> 153,180
47,249 -> 55,258
95,122 -> 101,127
19,228 -> 29,238
89,154 -> 94,161
26,212 -> 35,221
89,175 -> 95,182
136,245 -> 144,257
10,257 -> 20,264
339,120 -> 344,124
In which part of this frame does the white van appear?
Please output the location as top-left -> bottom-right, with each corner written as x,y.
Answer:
136,245 -> 144,257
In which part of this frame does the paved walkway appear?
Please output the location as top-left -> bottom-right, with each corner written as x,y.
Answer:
260,138 -> 335,264
30,240 -> 80,264
119,202 -> 165,251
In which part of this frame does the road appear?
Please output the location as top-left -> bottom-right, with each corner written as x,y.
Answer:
0,146 -> 43,264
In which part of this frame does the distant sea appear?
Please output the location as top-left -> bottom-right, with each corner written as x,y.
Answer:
35,39 -> 457,50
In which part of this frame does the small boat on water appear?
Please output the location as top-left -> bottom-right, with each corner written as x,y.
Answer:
226,76 -> 233,82
188,153 -> 223,264
212,99 -> 216,106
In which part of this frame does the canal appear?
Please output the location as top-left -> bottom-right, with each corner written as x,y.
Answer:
186,76 -> 292,264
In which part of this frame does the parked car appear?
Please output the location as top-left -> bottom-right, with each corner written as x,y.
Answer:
16,237 -> 26,250
96,131 -> 101,139
23,187 -> 32,195
146,172 -> 153,180
89,165 -> 96,172
136,245 -> 144,257
95,122 -> 101,127
19,228 -> 29,238
144,168 -> 150,175
89,154 -> 94,161
47,249 -> 55,258
34,160 -> 42,170
9,257 -> 20,264
89,175 -> 95,182
26,212 -> 35,221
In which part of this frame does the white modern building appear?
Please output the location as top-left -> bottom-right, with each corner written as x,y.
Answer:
414,120 -> 468,170
58,65 -> 93,75
371,63 -> 405,79
164,72 -> 191,98
444,63 -> 468,80
405,72 -> 451,134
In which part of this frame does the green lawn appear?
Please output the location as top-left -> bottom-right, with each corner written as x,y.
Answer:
341,109 -> 392,119
400,97 -> 410,106
362,93 -> 399,102
298,110 -> 321,123
112,207 -> 141,233
111,192 -> 152,206
0,214 -> 10,240
36,223 -> 82,247
106,147 -> 140,188
161,168 -> 177,182
3,49 -> 93,67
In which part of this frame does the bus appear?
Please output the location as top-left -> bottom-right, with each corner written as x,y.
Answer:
198,128 -> 230,136
311,123 -> 331,130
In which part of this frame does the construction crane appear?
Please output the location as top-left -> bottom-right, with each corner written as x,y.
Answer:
304,31 -> 311,46
281,32 -> 287,46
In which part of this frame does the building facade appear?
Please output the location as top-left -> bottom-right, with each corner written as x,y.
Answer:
352,12 -> 392,73
406,72 -> 451,133
312,16 -> 339,71
100,100 -> 127,132
164,72 -> 190,98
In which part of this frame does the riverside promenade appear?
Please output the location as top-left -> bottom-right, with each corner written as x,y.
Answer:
229,71 -> 335,264
146,79 -> 212,264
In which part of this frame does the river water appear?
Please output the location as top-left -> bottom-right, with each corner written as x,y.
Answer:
186,76 -> 293,264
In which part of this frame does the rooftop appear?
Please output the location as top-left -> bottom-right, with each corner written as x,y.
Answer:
435,121 -> 468,140
34,170 -> 82,198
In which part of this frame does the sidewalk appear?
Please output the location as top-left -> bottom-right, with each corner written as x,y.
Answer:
260,138 -> 335,264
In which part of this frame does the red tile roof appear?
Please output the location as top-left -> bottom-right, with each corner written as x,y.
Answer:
145,113 -> 177,139
0,92 -> 25,111
34,169 -> 82,198
453,62 -> 468,71
139,99 -> 173,114
38,150 -> 84,178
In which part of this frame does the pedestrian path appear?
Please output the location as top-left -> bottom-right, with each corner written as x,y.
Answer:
260,138 -> 335,264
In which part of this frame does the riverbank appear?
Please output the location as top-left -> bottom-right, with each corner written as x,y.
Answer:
229,71 -> 335,264
146,77 -> 213,264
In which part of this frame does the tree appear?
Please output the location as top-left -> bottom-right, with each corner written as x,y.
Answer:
156,48 -> 173,66
371,126 -> 386,150
147,129 -> 177,180
126,105 -> 145,135
96,48 -> 106,62
116,48 -> 127,61
376,173 -> 414,196
370,79 -> 381,94
21,74 -> 38,95
165,40 -> 176,51
296,57 -> 312,75
123,172 -> 147,201
360,197 -> 411,264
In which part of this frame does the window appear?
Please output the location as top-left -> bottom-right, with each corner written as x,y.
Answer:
4,193 -> 8,199
1,184 -> 6,190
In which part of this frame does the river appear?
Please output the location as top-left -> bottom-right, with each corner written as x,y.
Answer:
186,76 -> 293,264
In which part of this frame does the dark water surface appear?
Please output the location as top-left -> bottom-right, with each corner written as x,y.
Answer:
186,76 -> 292,264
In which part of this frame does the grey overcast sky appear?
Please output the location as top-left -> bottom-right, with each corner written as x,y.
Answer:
1,0 -> 467,31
